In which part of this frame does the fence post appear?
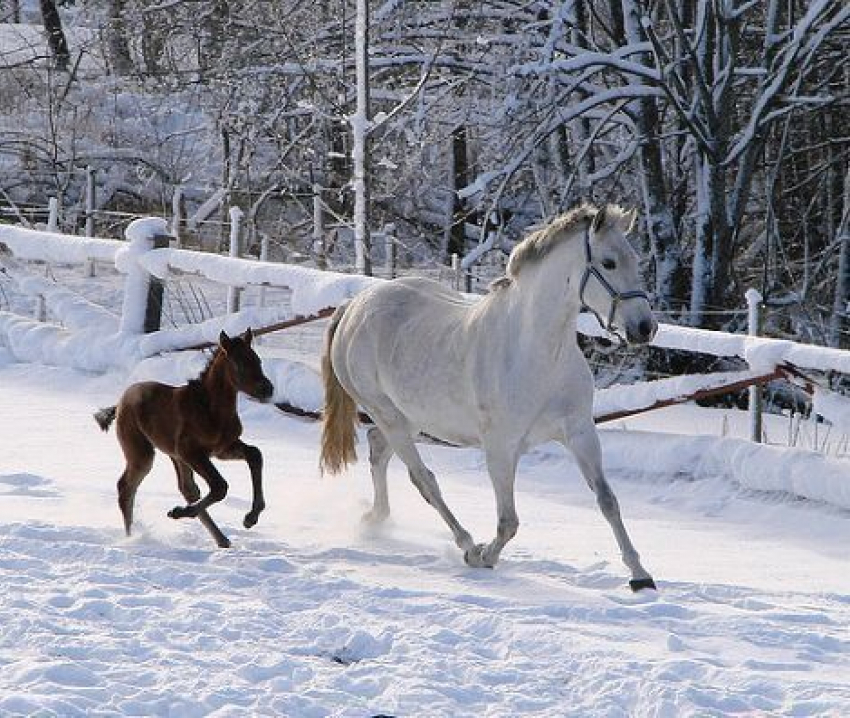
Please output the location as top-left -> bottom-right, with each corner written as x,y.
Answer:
383,223 -> 396,279
257,225 -> 270,313
746,288 -> 764,443
84,166 -> 96,277
313,183 -> 327,269
451,253 -> 460,290
172,185 -> 186,249
36,197 -> 61,321
143,234 -> 170,333
47,197 -> 59,232
119,218 -> 171,335
226,206 -> 244,313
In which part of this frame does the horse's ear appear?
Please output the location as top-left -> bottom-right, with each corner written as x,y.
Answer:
591,206 -> 608,235
219,330 -> 232,352
621,208 -> 639,234
242,327 -> 254,345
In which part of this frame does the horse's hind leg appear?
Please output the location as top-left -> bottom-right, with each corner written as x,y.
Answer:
564,421 -> 655,591
463,444 -> 521,569
171,459 -> 231,549
363,426 -> 392,524
116,432 -> 154,537
370,410 -> 476,556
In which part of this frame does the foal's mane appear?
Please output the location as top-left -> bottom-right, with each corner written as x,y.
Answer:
189,345 -> 225,390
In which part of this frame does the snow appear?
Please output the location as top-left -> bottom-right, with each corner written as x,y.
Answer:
1,224 -> 850,714
1,352 -> 849,716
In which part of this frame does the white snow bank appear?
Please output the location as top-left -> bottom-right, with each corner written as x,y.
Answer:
8,272 -> 119,334
602,429 -> 850,510
813,386 -> 850,432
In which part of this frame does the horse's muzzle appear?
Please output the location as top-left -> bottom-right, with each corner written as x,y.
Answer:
626,317 -> 658,345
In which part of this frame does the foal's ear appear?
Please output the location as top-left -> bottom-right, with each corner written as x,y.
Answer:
219,330 -> 233,352
241,327 -> 254,345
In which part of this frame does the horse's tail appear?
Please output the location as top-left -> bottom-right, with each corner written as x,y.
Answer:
319,305 -> 358,475
94,405 -> 117,432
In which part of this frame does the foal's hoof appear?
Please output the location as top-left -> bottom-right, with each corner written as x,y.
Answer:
463,544 -> 495,569
168,505 -> 195,520
629,577 -> 658,592
243,512 -> 259,529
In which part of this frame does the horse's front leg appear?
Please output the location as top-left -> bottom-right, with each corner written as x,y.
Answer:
564,421 -> 656,591
217,440 -> 265,529
168,451 -> 229,521
464,446 -> 520,568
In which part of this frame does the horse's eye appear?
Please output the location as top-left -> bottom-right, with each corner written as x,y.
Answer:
601,258 -> 617,270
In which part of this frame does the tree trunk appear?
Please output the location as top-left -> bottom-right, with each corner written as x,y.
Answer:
39,0 -> 70,71
106,0 -> 134,75
352,0 -> 372,275
621,0 -> 685,309
445,124 -> 469,262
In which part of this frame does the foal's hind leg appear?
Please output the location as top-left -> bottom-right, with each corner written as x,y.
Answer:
171,459 -> 231,549
564,421 -> 655,591
168,452 -> 229,521
116,432 -> 154,537
216,440 -> 265,530
362,426 -> 392,524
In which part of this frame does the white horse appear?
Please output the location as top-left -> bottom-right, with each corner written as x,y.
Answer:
320,204 -> 658,591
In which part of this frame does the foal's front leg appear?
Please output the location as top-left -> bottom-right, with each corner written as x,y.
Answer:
217,440 -> 265,529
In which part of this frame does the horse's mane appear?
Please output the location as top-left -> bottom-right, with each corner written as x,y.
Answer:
494,203 -> 632,288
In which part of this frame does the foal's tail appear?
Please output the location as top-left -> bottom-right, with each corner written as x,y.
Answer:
319,305 -> 358,475
94,405 -> 117,432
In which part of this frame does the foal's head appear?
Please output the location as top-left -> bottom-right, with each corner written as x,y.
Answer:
217,329 -> 275,401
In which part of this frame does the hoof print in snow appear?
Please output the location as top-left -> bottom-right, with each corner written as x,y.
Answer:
629,577 -> 657,592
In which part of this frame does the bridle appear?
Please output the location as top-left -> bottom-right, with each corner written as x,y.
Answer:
578,226 -> 649,339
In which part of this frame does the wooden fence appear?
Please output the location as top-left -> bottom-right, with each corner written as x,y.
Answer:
2,217 -> 850,436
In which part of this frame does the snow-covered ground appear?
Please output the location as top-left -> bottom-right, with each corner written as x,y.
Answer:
1,236 -> 849,715
1,346 -> 849,716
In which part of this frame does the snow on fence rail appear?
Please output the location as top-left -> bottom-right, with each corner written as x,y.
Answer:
0,218 -> 375,371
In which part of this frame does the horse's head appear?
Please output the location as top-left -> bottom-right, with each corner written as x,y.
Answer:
219,328 -> 275,401
579,206 -> 657,345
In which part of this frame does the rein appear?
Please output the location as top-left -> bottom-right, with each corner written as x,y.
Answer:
578,226 -> 648,339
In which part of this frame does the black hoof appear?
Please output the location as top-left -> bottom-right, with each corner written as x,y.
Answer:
629,577 -> 657,592
243,512 -> 258,529
217,537 -> 232,549
168,505 -> 195,520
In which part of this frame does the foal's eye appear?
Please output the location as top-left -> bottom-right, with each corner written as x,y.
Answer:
601,258 -> 617,270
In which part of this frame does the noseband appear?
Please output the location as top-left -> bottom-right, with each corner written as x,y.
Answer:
578,227 -> 649,338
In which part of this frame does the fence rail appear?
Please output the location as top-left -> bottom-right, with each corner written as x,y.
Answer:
3,217 -> 850,434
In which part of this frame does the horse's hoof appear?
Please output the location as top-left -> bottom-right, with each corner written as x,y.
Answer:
463,544 -> 495,569
629,577 -> 657,592
361,508 -> 390,525
217,537 -> 232,549
243,512 -> 258,529
167,506 -> 184,520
